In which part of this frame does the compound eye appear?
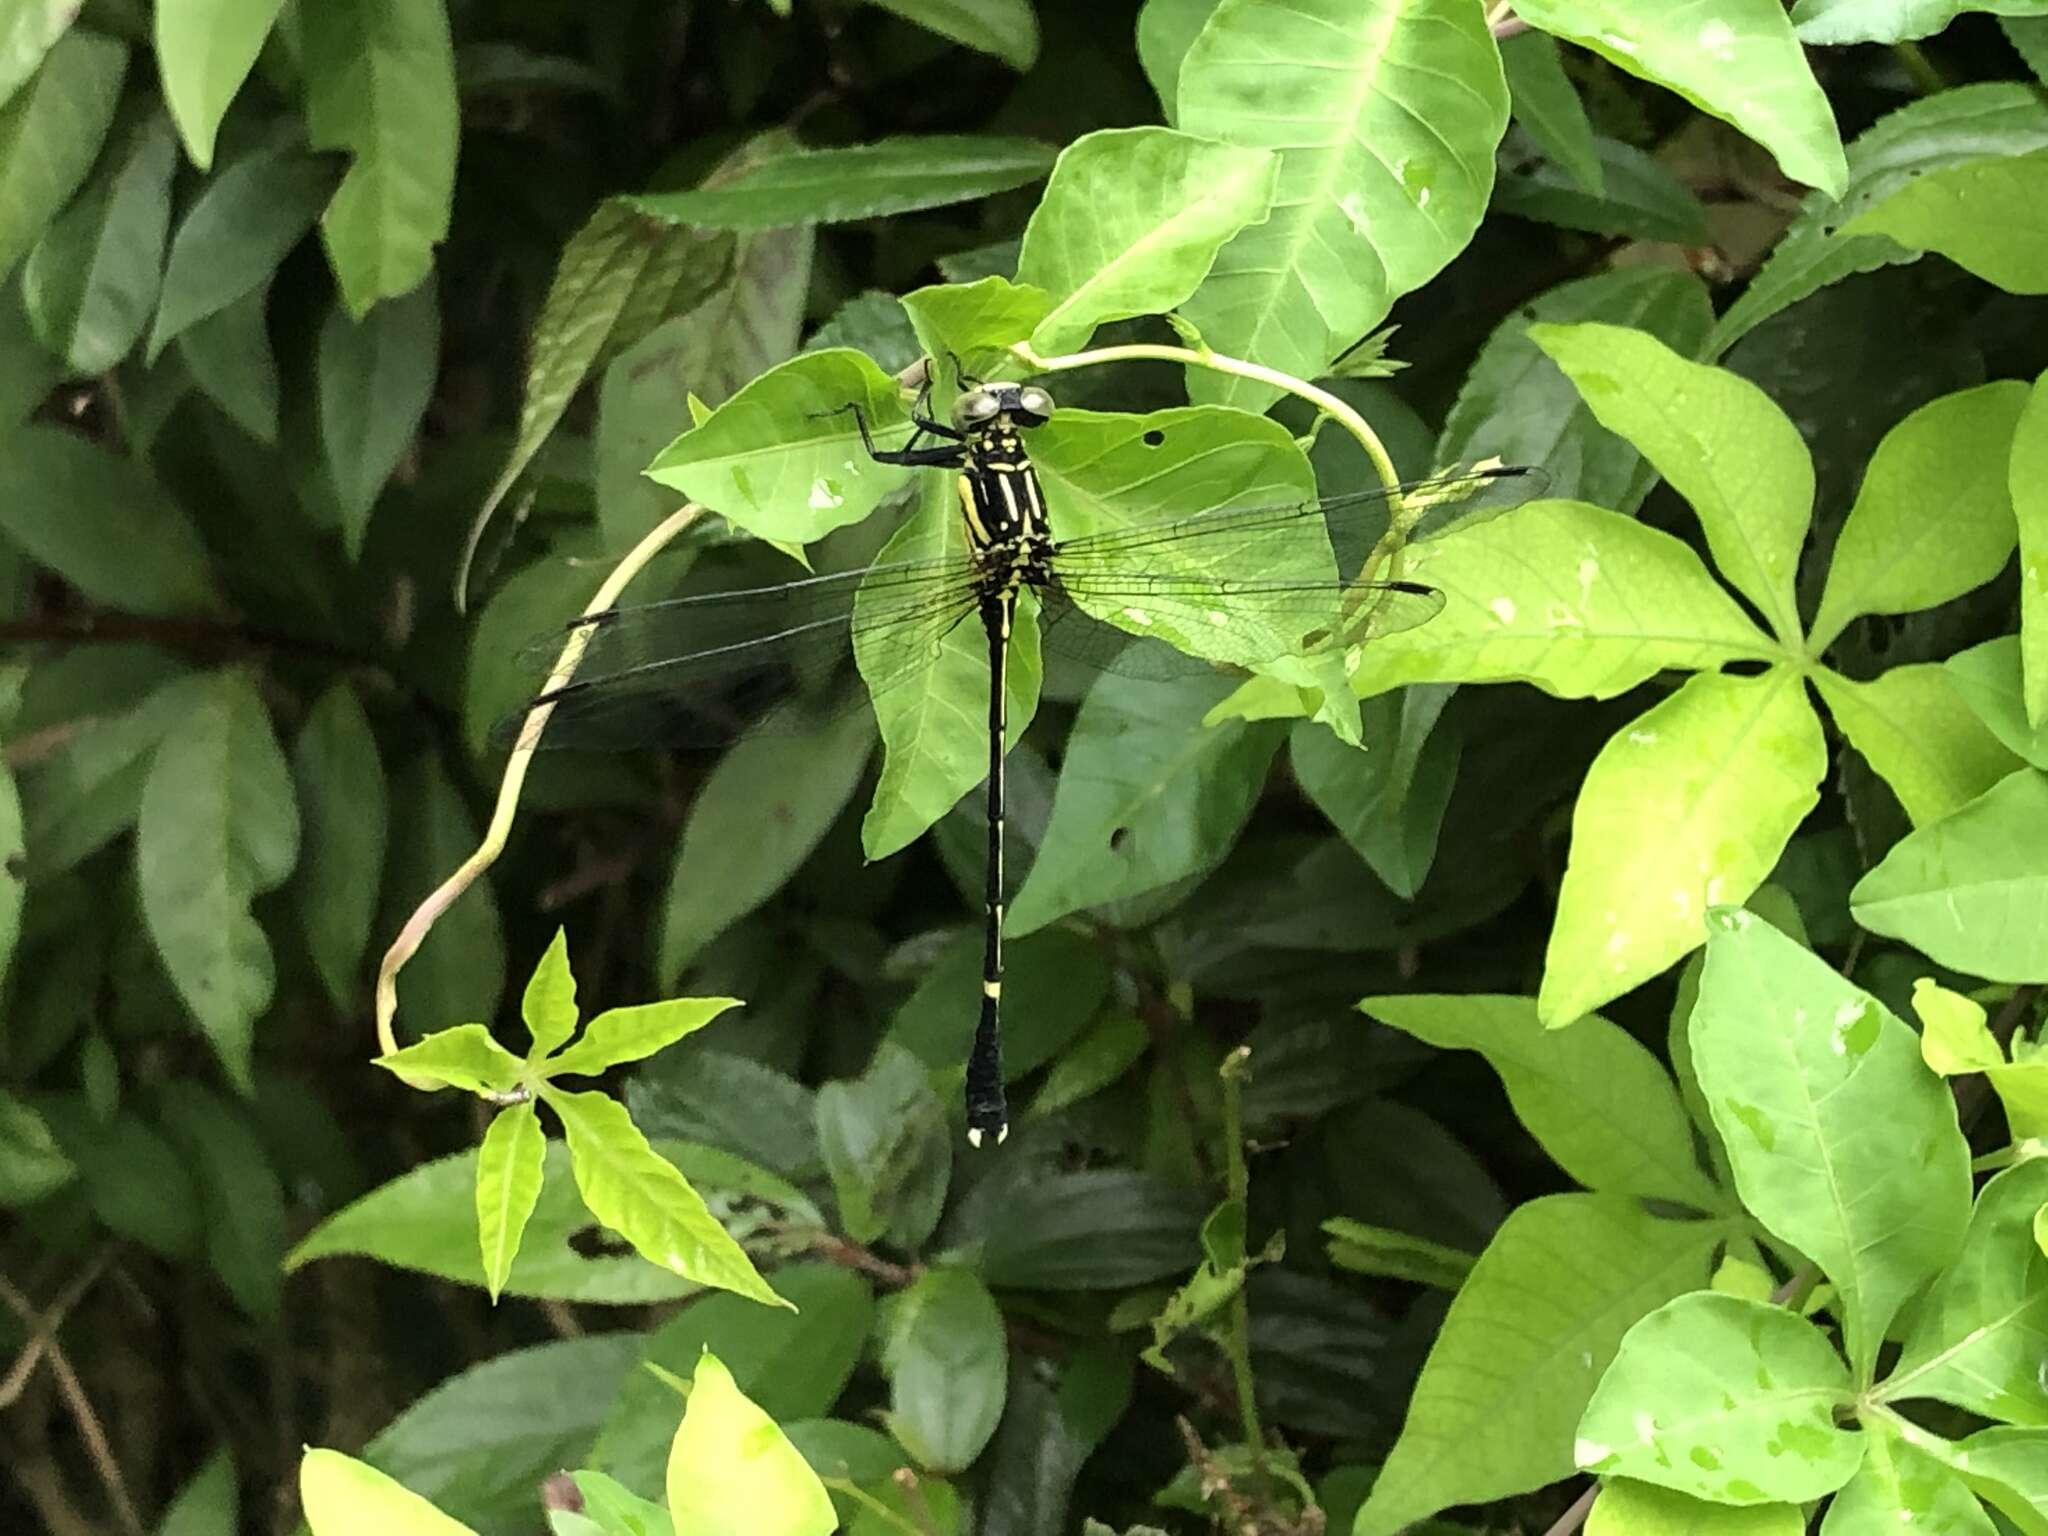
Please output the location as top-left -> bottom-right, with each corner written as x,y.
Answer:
1016,387 -> 1054,419
952,391 -> 1001,427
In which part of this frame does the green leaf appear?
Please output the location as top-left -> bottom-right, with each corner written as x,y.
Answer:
1501,32 -> 1602,195
383,754 -> 504,1036
0,28 -> 125,282
645,348 -> 914,546
1841,148 -> 2048,295
1912,977 -> 2005,1075
1135,0 -> 1225,118
548,999 -> 742,1079
1176,0 -> 1509,407
1531,322 -> 1809,644
522,929 -> 578,1059
0,428 -> 218,615
1948,639 -> 2048,769
1291,690 -> 1457,899
1574,1293 -> 1860,1502
304,0 -> 457,314
374,1024 -> 526,1095
154,0 -> 286,169
567,1473 -> 673,1536
1851,769 -> 2048,982
883,1267 -> 1007,1473
0,754 -> 18,981
155,1080 -> 287,1319
2015,372 -> 2048,729
865,0 -> 1038,69
42,1098 -> 199,1255
22,110 -> 176,372
1437,268 -> 1713,509
1811,382 -> 2029,649
859,482 -> 1041,861
977,1169 -> 1205,1289
666,1353 -> 835,1536
1322,1218 -> 1474,1289
546,1087 -> 786,1309
1884,1157 -> 2048,1425
292,682 -> 386,1010
1708,83 -> 2048,357
1797,0 -> 2048,42
1360,994 -> 1719,1209
475,1101 -> 545,1303
0,0 -> 75,111
1494,138 -> 1710,244
1539,670 -> 1826,1027
632,135 -> 1053,229
1819,1420 -> 1996,1536
0,1087 -> 74,1204
1950,1426 -> 2048,1534
897,275 -> 1051,380
158,1449 -> 238,1536
814,1041 -> 950,1248
980,1346 -> 1131,1536
2011,15 -> 2048,82
1814,664 -> 2021,827
890,925 -> 1111,1083
1510,0 -> 1846,197
318,275 -> 440,556
302,1452 -> 478,1536
1354,1194 -> 1725,1536
1588,1481 -> 1805,1536
1347,499 -> 1773,700
149,140 -> 335,357
1029,1009 -> 1150,1119
138,674 -> 298,1090
1006,672 -> 1281,936
1690,909 -> 1973,1380
1016,126 -> 1276,355
657,708 -> 873,982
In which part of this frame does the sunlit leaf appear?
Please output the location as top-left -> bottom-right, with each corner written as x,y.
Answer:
475,1101 -> 545,1303
666,1353 -> 835,1536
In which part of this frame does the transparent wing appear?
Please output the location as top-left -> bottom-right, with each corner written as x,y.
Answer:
497,553 -> 981,751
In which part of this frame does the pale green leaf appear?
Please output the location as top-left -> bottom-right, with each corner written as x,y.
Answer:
1360,994 -> 1720,1209
304,0 -> 458,314
1575,1293 -> 1860,1502
897,274 -> 1051,380
1323,1218 -> 1474,1289
1588,1481 -> 1804,1536
1884,1157 -> 2048,1425
866,0 -> 1038,69
291,682 -> 387,1010
2010,16 -> 2048,82
657,708 -> 873,982
522,929 -> 578,1059
1135,0 -> 1224,118
1501,32 -> 1602,195
1353,1194 -> 1724,1536
318,275 -> 439,556
1815,664 -> 2022,827
546,1087 -> 787,1309
155,0 -> 286,169
0,28 -> 125,281
1842,148 -> 2048,294
1006,672 -> 1281,936
1912,977 -> 2004,1075
1539,670 -> 1826,1027
1511,0 -> 1846,196
1017,126 -> 1277,355
1991,1063 -> 2048,1141
475,1101 -> 545,1303
546,998 -> 742,1078
374,1024 -> 526,1096
1850,768 -> 2048,982
1797,0 -> 2048,43
1811,381 -> 2029,650
1437,268 -> 1714,511
1709,83 -> 2048,357
158,1448 -> 237,1536
1946,638 -> 2048,769
631,135 -> 1053,228
882,1267 -> 1007,1473
1349,498 -> 1776,698
0,0 -> 75,111
1949,1426 -> 2048,1535
21,110 -> 176,373
301,1449 -> 480,1536
643,348 -> 913,545
2015,372 -> 2048,728
1531,322 -> 1809,643
149,140 -> 335,357
1819,1421 -> 1997,1536
1177,0 -> 1509,408
1690,909 -> 1973,1380
666,1353 -> 835,1536
138,675 -> 298,1090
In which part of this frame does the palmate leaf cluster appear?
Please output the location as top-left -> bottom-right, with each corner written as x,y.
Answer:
6,2 -> 2048,1536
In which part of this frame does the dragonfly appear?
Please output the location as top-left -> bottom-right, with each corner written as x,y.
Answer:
503,371 -> 1541,1146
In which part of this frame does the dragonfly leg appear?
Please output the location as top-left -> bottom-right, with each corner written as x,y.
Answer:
830,402 -> 966,468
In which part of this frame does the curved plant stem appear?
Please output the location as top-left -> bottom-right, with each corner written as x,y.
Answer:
1218,1045 -> 1265,1478
374,502 -> 707,1056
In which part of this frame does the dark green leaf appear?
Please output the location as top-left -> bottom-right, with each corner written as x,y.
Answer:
1494,137 -> 1708,244
382,753 -> 505,1037
176,280 -> 280,442
0,28 -> 125,281
155,1079 -> 287,1319
882,1266 -> 1006,1472
1290,691 -> 1458,901
317,274 -> 440,555
0,1086 -> 74,1204
890,925 -> 1110,1083
41,1096 -> 200,1256
977,1168 -> 1204,1289
979,1345 -> 1132,1536
1501,32 -> 1601,195
292,681 -> 387,1009
866,0 -> 1038,69
158,1449 -> 237,1536
814,1040 -> 950,1248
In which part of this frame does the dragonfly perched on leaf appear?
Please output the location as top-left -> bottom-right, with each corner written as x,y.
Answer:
500,367 -> 1543,1145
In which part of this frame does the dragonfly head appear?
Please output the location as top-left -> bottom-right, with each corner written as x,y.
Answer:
951,382 -> 1055,432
